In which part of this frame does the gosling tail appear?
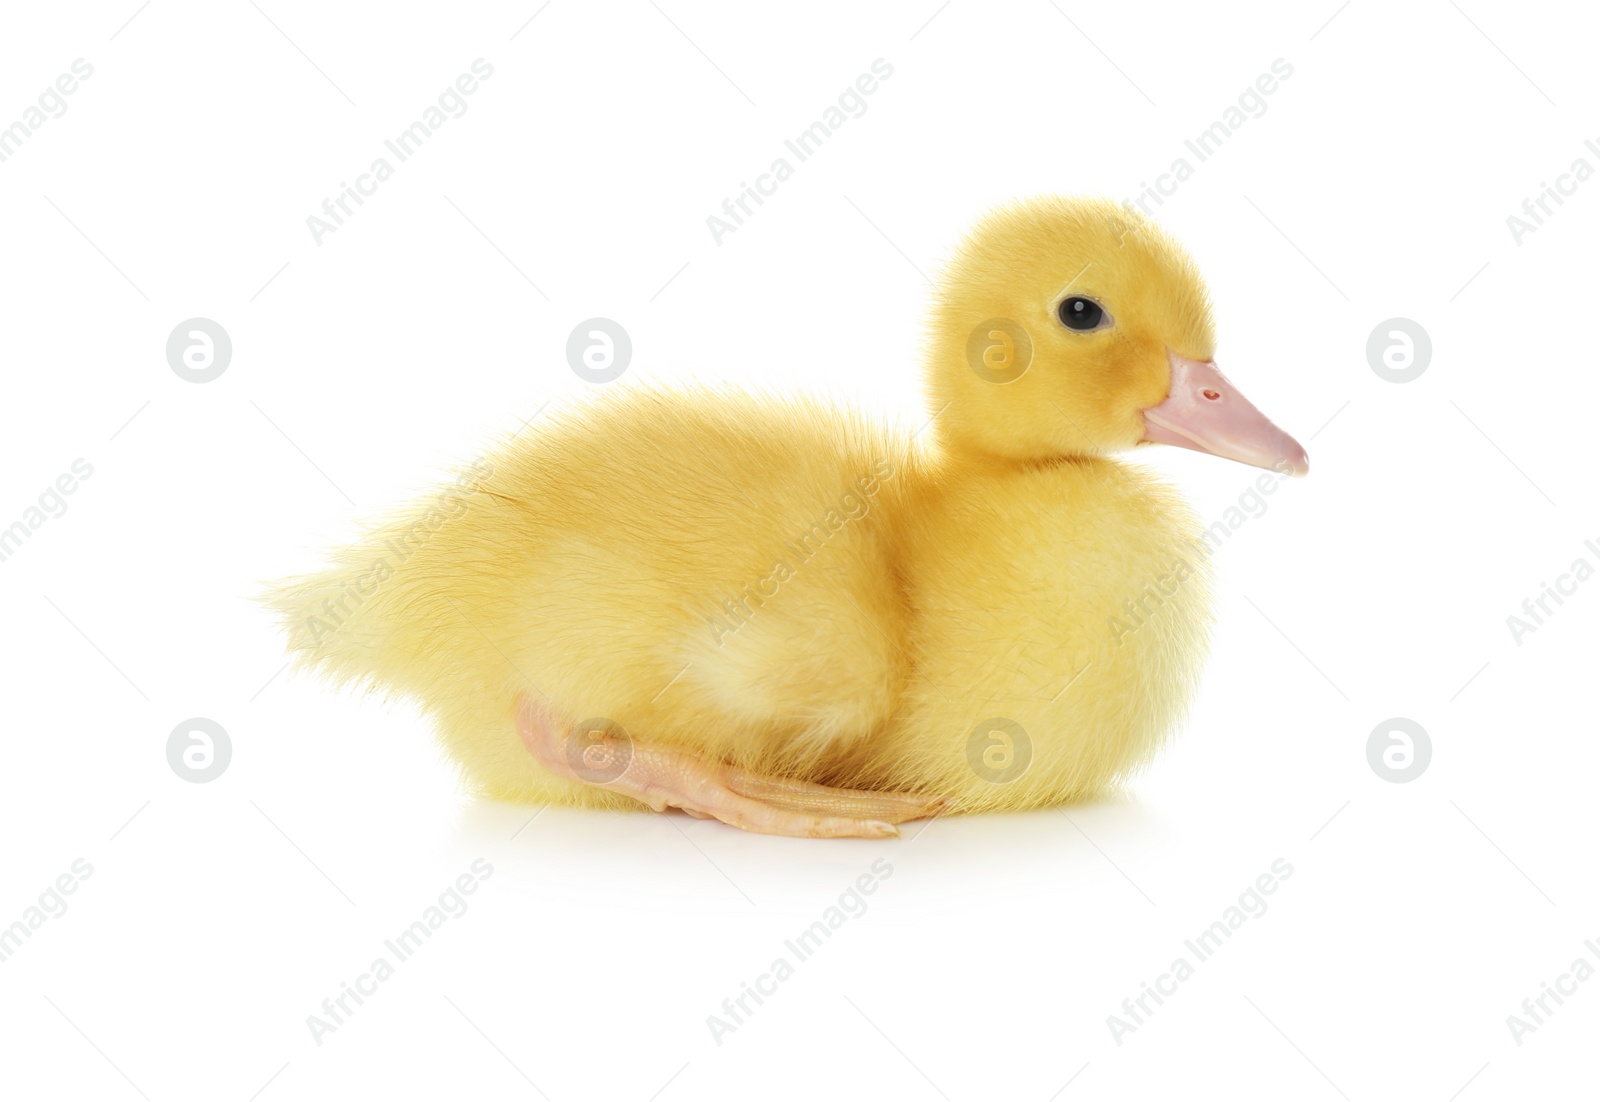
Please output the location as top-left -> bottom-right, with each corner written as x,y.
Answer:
263,462 -> 495,696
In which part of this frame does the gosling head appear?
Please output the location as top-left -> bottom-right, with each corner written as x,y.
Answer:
925,196 -> 1308,476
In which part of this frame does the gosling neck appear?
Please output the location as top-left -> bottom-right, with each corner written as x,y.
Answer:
923,421 -> 1105,479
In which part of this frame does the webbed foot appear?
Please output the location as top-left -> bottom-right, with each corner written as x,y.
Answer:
516,695 -> 942,838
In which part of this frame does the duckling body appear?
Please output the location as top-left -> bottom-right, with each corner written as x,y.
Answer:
856,455 -> 1212,813
272,197 -> 1306,835
290,391 -> 912,814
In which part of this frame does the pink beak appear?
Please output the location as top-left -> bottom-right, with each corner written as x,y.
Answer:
1141,352 -> 1309,477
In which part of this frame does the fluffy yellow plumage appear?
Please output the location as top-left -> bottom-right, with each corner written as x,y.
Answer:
269,196 -> 1307,835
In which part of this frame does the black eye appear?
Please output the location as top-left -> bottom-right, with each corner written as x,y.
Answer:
1057,296 -> 1107,331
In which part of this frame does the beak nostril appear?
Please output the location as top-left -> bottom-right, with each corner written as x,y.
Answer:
1201,389 -> 1220,401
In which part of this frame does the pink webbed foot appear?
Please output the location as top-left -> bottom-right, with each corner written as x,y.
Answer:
516,696 -> 943,839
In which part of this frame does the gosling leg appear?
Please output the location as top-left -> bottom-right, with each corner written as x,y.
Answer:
516,695 -> 939,839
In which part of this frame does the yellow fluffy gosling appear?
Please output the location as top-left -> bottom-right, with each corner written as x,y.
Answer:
270,197 -> 1308,838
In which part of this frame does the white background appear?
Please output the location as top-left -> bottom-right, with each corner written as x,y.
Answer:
1,1 -> 1596,1099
